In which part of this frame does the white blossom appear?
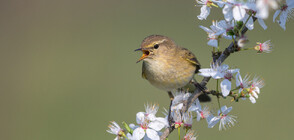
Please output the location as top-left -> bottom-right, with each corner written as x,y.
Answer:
222,1 -> 268,30
255,40 -> 273,53
136,103 -> 159,122
172,110 -> 183,128
189,98 -> 211,121
217,20 -> 235,39
197,0 -> 224,20
257,18 -> 268,30
249,94 -> 257,104
107,121 -> 125,140
207,106 -> 237,130
236,72 -> 250,93
199,63 -> 239,96
273,0 -> 294,30
247,2 -> 269,30
222,0 -> 247,21
183,130 -> 197,140
133,111 -> 166,140
256,0 -> 278,19
171,91 -> 191,111
183,112 -> 193,129
247,76 -> 265,104
126,133 -> 134,140
199,20 -> 226,48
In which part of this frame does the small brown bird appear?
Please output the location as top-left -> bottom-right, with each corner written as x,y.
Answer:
136,35 -> 210,101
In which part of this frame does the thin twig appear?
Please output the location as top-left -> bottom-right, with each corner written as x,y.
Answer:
160,18 -> 257,140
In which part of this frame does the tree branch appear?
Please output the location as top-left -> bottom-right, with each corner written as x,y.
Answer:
160,18 -> 257,140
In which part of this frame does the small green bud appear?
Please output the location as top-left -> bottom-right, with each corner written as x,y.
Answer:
122,122 -> 133,134
174,122 -> 182,129
236,21 -> 243,28
227,30 -> 235,36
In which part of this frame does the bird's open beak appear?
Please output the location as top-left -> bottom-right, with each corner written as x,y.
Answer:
135,48 -> 150,63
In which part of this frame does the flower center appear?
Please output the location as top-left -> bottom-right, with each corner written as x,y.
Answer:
281,4 -> 288,11
200,112 -> 205,119
224,72 -> 233,80
118,130 -> 124,137
249,84 -> 255,93
259,43 -> 263,52
140,124 -> 148,130
208,37 -> 217,40
221,114 -> 227,119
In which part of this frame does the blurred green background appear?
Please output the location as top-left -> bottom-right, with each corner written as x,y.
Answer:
0,0 -> 293,140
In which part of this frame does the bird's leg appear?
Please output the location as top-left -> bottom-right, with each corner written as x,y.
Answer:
191,79 -> 211,102
168,91 -> 174,100
167,91 -> 174,127
191,79 -> 206,91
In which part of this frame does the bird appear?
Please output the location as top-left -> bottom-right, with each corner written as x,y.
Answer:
135,35 -> 210,102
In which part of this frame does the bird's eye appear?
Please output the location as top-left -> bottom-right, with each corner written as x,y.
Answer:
154,44 -> 159,49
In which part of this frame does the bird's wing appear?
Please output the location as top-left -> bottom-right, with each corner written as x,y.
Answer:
179,47 -> 201,73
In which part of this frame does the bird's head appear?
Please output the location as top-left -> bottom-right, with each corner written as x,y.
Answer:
135,35 -> 176,63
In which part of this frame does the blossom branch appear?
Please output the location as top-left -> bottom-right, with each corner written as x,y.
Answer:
160,18 -> 257,140
108,1 -> 293,139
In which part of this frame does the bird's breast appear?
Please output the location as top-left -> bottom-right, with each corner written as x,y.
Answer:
142,58 -> 196,91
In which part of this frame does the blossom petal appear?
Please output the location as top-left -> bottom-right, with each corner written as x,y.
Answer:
233,6 -> 246,21
208,116 -> 220,128
212,72 -> 225,79
198,5 -> 210,20
155,117 -> 169,128
220,64 -> 229,70
220,105 -> 228,114
215,30 -> 226,36
147,114 -> 156,121
287,0 -> 294,7
136,112 -> 145,124
255,87 -> 260,94
256,0 -> 269,19
146,129 -> 160,140
222,106 -> 232,115
273,10 -> 281,22
236,72 -> 241,87
221,79 -> 231,97
215,1 -> 225,7
199,25 -> 213,33
223,4 -> 233,21
206,115 -> 213,124
245,16 -> 254,30
207,39 -> 218,48
252,91 -> 259,99
129,123 -> 138,130
171,103 -> 183,111
228,69 -> 239,74
199,68 -> 217,77
258,18 -> 267,30
196,111 -> 201,121
188,105 -> 197,112
126,133 -> 133,140
279,10 -> 288,30
249,95 -> 256,104
133,128 -> 145,140
148,121 -> 165,131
